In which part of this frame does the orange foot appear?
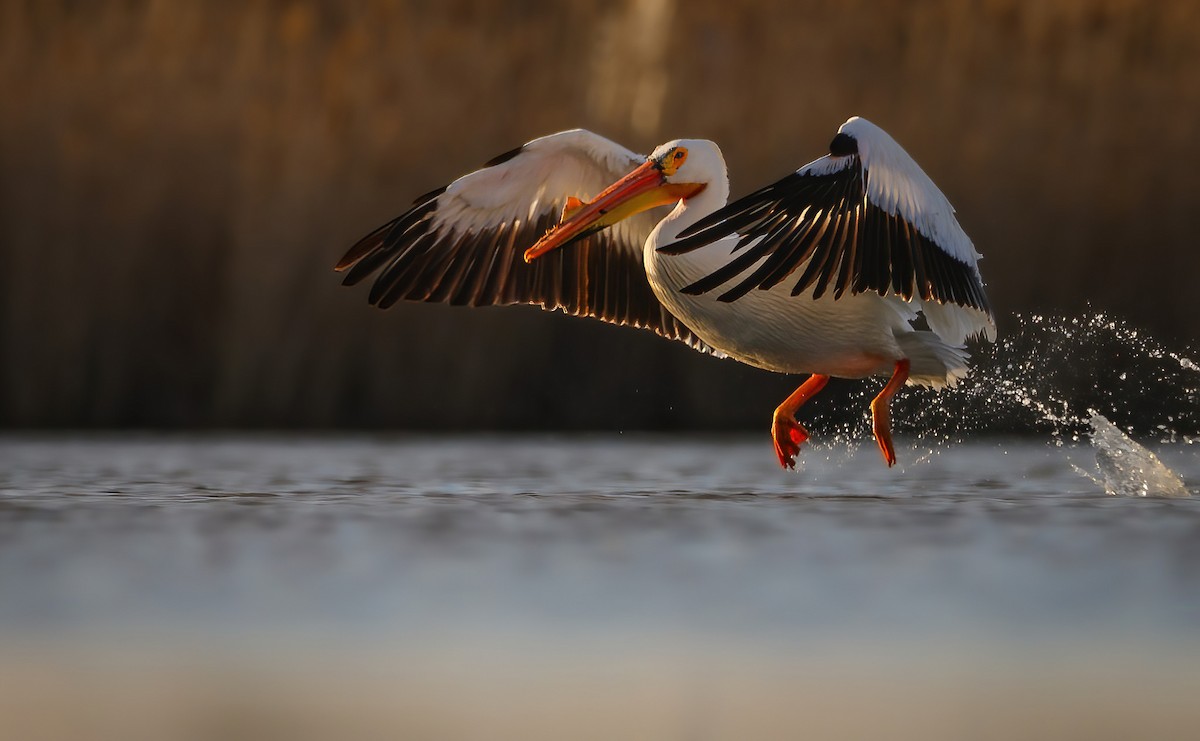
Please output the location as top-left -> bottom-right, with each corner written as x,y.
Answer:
871,412 -> 897,468
772,414 -> 811,469
869,359 -> 910,468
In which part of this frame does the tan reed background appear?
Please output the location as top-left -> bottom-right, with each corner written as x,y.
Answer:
1,0 -> 1197,428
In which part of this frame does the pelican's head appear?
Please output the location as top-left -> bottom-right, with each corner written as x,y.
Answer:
648,138 -> 727,188
524,139 -> 722,262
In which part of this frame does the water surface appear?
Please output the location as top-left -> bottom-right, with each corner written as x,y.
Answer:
2,435 -> 1198,739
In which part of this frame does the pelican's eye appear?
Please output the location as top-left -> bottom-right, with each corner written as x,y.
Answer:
662,147 -> 688,175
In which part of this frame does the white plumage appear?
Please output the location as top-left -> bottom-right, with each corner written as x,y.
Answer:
434,130 -> 654,250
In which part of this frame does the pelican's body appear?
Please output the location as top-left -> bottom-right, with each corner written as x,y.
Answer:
653,242 -> 940,380
639,159 -> 955,383
336,118 -> 995,467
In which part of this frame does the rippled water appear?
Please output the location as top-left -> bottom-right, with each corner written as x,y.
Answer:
2,434 -> 1199,739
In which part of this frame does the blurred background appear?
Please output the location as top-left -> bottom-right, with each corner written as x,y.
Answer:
2,0 -> 1198,430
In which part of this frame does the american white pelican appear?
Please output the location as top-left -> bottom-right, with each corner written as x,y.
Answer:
336,117 -> 995,468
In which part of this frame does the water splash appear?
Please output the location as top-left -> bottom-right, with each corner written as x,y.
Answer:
1080,413 -> 1190,498
896,312 -> 1200,444
801,312 -> 1200,473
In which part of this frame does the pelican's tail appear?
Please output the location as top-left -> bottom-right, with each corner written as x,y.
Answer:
895,331 -> 971,388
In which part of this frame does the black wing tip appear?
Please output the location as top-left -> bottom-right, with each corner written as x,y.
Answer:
656,234 -> 707,255
337,186 -> 446,275
335,231 -> 384,272
341,147 -> 517,290
674,219 -> 716,242
339,263 -> 371,286
829,132 -> 858,157
411,184 -> 448,206
482,144 -> 524,169
674,172 -> 805,242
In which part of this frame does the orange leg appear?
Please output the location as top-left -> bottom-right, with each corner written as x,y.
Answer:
771,374 -> 830,469
870,359 -> 910,467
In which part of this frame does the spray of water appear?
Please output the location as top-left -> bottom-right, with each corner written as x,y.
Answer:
895,312 -> 1200,442
802,312 -> 1198,493
1078,413 -> 1190,498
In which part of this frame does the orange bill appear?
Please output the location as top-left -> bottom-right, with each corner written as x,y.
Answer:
524,160 -> 704,262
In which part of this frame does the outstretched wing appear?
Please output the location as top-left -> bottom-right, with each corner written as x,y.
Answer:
659,117 -> 994,342
337,129 -> 718,355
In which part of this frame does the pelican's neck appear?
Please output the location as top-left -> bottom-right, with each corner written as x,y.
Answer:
648,170 -> 730,250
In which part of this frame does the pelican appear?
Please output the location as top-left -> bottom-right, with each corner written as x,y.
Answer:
335,117 -> 995,468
